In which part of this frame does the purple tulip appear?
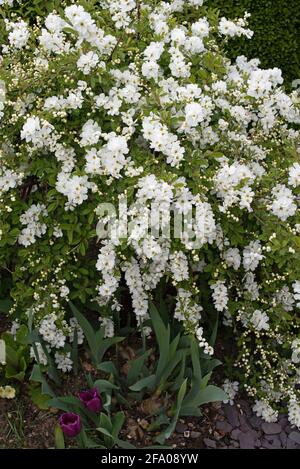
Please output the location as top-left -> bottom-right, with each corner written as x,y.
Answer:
59,412 -> 82,437
78,387 -> 102,413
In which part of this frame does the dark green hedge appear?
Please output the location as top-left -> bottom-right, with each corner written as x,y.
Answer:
206,0 -> 300,84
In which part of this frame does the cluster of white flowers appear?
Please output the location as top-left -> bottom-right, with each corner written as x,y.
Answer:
247,68 -> 283,99
288,163 -> 300,188
56,174 -> 93,210
274,286 -> 295,312
0,167 -> 23,194
175,288 -> 202,326
223,248 -> 241,271
99,316 -> 115,338
291,339 -> 300,364
21,117 -> 54,148
243,241 -> 264,272
253,400 -> 278,423
142,114 -> 185,167
288,400 -> 300,428
96,242 -> 119,303
270,185 -> 297,221
124,258 -> 149,326
211,281 -> 228,312
142,41 -> 164,81
218,14 -> 253,39
77,51 -> 100,75
169,251 -> 189,283
55,351 -> 73,373
223,379 -> 239,405
214,162 -> 256,212
0,0 -> 15,6
293,281 -> 300,307
105,0 -> 136,30
244,272 -> 260,300
196,326 -> 213,356
4,19 -> 29,51
18,204 -> 48,247
39,5 -> 116,56
85,134 -> 130,178
250,309 -> 270,332
39,314 -> 69,349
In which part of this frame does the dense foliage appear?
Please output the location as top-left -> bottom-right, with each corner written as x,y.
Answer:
206,0 -> 300,85
0,0 -> 300,433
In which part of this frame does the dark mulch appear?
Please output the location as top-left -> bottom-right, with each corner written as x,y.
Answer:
1,317 -> 299,449
0,396 -> 57,449
1,391 -> 299,449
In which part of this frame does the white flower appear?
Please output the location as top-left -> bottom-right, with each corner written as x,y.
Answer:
250,309 -> 270,331
80,119 -> 102,147
219,17 -> 253,39
288,163 -> 300,188
6,20 -> 29,50
59,285 -> 70,298
185,102 -> 205,127
223,379 -> 239,405
99,317 -> 114,338
77,51 -> 99,75
211,281 -> 228,312
253,400 -> 278,423
288,400 -> 300,428
291,338 -> 300,364
18,204 -> 48,246
223,248 -> 241,270
293,281 -> 300,307
169,251 -> 189,283
192,19 -> 210,38
55,351 -> 73,372
21,116 -> 54,148
142,114 -> 185,167
270,185 -> 297,221
243,241 -> 264,272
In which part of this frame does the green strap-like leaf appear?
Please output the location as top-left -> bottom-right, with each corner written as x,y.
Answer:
54,424 -> 65,449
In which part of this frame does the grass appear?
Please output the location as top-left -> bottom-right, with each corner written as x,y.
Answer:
5,402 -> 25,447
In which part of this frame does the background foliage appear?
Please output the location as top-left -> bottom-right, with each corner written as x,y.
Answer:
207,0 -> 300,84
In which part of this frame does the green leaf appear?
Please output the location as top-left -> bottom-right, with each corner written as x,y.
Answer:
55,424 -> 65,449
190,337 -> 202,381
209,313 -> 219,347
149,302 -> 170,382
69,302 -> 98,364
129,374 -> 156,392
71,327 -> 78,376
182,385 -> 227,410
111,411 -> 125,439
30,365 -> 55,397
99,412 -> 113,432
97,336 -> 124,364
29,385 -> 51,410
127,349 -> 152,386
97,361 -> 118,376
115,438 -> 136,449
16,325 -> 29,345
93,379 -> 119,393
155,379 -> 187,444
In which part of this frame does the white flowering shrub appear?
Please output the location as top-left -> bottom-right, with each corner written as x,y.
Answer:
0,0 -> 300,425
